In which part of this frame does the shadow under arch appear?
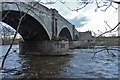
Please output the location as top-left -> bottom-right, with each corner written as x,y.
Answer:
59,27 -> 72,40
2,11 -> 50,41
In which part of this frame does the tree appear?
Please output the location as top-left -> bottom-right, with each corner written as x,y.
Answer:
0,25 -> 15,38
0,23 -> 15,44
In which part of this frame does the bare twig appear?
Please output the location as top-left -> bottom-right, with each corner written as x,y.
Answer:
98,22 -> 120,37
40,0 -> 57,4
68,0 -> 93,11
92,48 -> 106,59
104,21 -> 112,29
112,1 -> 120,4
92,47 -> 120,59
91,21 -> 120,59
2,10 -> 11,21
59,0 -> 65,4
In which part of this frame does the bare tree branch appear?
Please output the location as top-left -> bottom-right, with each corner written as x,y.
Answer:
67,0 -> 93,11
40,0 -> 57,4
98,22 -> 120,37
59,0 -> 66,4
113,1 -> 120,4
104,21 -> 112,29
92,47 -> 120,59
91,21 -> 120,59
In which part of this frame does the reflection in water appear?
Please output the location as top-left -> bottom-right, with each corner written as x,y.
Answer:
19,55 -> 71,78
0,45 -> 119,79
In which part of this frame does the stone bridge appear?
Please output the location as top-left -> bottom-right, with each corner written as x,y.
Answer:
1,2 -> 79,41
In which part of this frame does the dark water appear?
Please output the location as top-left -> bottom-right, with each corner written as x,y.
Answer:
0,45 -> 119,79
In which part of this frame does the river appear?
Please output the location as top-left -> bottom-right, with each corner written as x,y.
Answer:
0,45 -> 119,79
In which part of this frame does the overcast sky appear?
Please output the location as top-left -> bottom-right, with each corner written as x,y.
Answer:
41,0 -> 118,36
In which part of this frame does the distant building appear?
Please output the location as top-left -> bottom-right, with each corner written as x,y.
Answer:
79,31 -> 94,42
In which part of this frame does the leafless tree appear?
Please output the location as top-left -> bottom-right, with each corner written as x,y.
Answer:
0,24 -> 15,44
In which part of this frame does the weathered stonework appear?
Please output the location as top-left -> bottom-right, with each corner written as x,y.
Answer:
1,2 -> 79,41
19,41 -> 69,55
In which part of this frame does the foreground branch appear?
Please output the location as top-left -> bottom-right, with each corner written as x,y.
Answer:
92,47 -> 120,59
98,22 -> 120,37
91,21 -> 120,59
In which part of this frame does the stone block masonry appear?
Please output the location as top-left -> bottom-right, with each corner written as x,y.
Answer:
19,41 -> 69,55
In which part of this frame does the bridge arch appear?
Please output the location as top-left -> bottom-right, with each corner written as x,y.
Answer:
58,27 -> 72,40
2,10 -> 50,41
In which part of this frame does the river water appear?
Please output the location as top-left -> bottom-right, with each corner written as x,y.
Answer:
0,45 -> 119,79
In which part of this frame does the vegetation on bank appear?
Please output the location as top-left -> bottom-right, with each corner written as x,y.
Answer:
1,38 -> 22,45
94,36 -> 120,46
1,36 -> 120,46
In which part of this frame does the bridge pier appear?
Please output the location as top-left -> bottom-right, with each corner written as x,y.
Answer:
19,41 -> 69,55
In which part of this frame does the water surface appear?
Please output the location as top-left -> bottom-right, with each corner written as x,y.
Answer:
0,45 -> 119,79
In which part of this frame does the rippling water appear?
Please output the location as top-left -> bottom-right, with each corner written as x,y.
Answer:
0,45 -> 119,79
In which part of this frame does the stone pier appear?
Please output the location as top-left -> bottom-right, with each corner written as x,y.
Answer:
19,41 -> 69,55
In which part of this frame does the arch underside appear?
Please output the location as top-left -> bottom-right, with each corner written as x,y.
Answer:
2,11 -> 50,41
59,28 -> 72,40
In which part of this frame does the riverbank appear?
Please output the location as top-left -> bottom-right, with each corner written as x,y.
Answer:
1,38 -> 22,45
1,36 -> 120,47
94,36 -> 120,46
